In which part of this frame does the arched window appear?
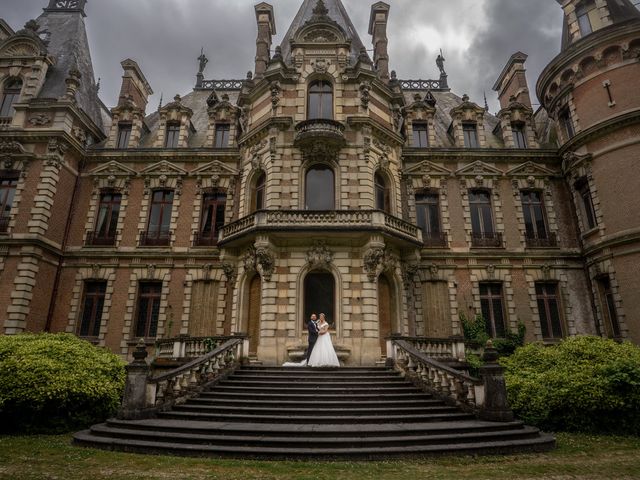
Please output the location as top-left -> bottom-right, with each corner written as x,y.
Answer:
305,166 -> 334,210
251,172 -> 266,212
308,80 -> 333,120
0,79 -> 22,118
374,172 -> 391,213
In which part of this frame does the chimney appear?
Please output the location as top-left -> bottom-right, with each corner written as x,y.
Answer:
117,59 -> 153,113
369,2 -> 390,82
254,3 -> 276,80
492,52 -> 532,110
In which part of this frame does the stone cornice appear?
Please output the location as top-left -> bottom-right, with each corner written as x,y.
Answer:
237,116 -> 293,147
558,109 -> 640,155
537,20 -> 640,105
85,148 -> 240,163
346,116 -> 404,146
401,148 -> 560,164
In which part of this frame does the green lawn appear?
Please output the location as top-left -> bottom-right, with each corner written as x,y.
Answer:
0,433 -> 639,480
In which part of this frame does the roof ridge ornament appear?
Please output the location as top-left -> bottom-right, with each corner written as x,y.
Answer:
312,0 -> 330,18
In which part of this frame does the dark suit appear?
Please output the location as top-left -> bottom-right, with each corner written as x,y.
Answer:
306,320 -> 319,363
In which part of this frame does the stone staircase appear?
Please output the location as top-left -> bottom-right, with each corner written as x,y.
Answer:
74,366 -> 555,459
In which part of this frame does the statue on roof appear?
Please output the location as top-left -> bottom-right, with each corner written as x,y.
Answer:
436,50 -> 446,76
198,48 -> 208,75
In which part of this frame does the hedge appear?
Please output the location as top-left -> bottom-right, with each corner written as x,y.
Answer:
501,336 -> 640,434
0,333 -> 126,433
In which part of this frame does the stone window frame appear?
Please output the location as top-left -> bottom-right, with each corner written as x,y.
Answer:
524,267 -> 575,341
307,78 -> 334,120
0,167 -> 23,234
65,266 -> 117,347
0,76 -> 24,118
116,122 -> 132,149
508,173 -> 560,250
180,267 -> 227,336
85,161 -> 135,249
405,103 -> 437,149
299,157 -> 341,211
470,266 -> 519,336
106,106 -> 145,149
458,175 -> 505,249
414,265 -> 460,336
566,158 -> 604,238
120,266 -> 172,354
373,167 -> 394,214
588,259 -> 628,339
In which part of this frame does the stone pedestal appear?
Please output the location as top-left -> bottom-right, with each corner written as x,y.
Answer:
478,341 -> 514,422
118,339 -> 154,420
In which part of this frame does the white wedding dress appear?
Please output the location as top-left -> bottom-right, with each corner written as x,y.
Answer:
308,325 -> 340,367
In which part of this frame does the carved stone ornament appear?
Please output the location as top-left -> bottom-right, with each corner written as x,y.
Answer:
202,264 -> 212,281
72,126 -> 87,144
306,241 -> 333,270
0,139 -> 26,154
312,58 -> 329,74
222,263 -> 237,283
47,137 -> 69,157
541,263 -> 551,280
487,264 -> 496,279
255,247 -> 275,282
429,263 -> 439,277
270,81 -> 281,110
28,114 -> 51,126
91,264 -> 100,277
243,246 -> 257,273
364,247 -> 385,281
147,264 -> 156,279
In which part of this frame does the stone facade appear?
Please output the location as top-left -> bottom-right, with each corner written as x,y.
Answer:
0,0 -> 639,364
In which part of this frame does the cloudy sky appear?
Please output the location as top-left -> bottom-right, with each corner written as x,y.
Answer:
1,0 -> 565,113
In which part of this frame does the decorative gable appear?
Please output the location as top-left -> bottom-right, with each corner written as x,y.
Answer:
455,161 -> 503,178
506,161 -> 557,179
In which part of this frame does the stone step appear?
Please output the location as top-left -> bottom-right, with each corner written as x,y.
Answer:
73,429 -> 555,460
226,374 -> 405,383
231,370 -> 400,378
198,391 -> 434,402
211,385 -> 420,394
85,422 -> 543,449
157,410 -> 475,424
216,380 -> 413,389
240,366 -> 389,372
172,404 -> 459,417
188,398 -> 443,408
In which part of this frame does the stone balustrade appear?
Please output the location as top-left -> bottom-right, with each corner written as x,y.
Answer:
394,336 -> 466,360
155,336 -> 237,359
219,210 -> 422,245
294,119 -> 346,149
119,336 -> 247,419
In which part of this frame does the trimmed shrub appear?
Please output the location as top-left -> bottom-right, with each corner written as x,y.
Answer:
0,333 -> 126,433
461,313 -> 526,357
501,336 -> 640,434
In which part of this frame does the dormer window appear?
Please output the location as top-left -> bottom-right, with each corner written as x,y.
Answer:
165,123 -> 180,148
214,124 -> 230,148
0,79 -> 22,119
463,123 -> 479,148
412,123 -> 429,148
308,81 -> 333,120
117,123 -> 132,149
512,123 -> 527,149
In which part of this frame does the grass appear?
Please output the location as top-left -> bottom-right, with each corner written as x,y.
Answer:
0,433 -> 639,480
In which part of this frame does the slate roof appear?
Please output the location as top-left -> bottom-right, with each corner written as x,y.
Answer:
36,9 -> 104,131
279,0 -> 370,67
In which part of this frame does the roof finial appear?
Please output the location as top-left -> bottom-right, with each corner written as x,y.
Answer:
96,77 -> 101,93
312,0 -> 329,18
197,47 -> 208,75
158,93 -> 163,111
484,91 -> 489,112
436,49 -> 446,76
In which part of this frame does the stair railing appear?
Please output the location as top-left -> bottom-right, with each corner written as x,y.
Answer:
389,338 -> 514,421
119,335 -> 247,420
390,336 -> 466,360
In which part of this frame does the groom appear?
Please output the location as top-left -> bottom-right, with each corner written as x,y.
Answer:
306,313 -> 319,363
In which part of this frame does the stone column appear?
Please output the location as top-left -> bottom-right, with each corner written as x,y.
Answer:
478,340 -> 514,422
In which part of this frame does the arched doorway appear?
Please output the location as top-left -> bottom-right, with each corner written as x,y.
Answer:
247,275 -> 262,355
378,274 -> 397,353
304,272 -> 335,327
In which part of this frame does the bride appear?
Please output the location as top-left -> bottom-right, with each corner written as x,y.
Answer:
307,313 -> 340,367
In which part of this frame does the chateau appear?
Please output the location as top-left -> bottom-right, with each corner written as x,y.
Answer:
1,0 -> 639,366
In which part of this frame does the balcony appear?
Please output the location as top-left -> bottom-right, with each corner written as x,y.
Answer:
294,119 -> 346,156
525,232 -> 558,248
0,117 -> 12,130
85,231 -> 117,247
471,231 -> 503,248
0,216 -> 9,234
139,230 -> 172,247
422,231 -> 448,248
219,210 -> 422,246
193,231 -> 218,247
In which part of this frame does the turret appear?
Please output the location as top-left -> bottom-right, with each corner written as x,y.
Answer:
368,2 -> 390,82
254,2 -> 276,79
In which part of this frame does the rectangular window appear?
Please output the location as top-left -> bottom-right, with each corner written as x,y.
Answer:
0,91 -> 20,118
165,123 -> 180,148
196,191 -> 226,246
214,124 -> 230,148
479,283 -> 506,338
559,108 -> 575,140
77,281 -> 107,338
0,174 -> 18,233
575,177 -> 597,230
134,282 -> 162,338
536,282 -> 564,339
512,123 -> 527,149
597,277 -> 621,338
412,123 -> 429,148
470,189 -> 501,247
463,123 -> 479,148
415,191 -> 445,247
90,191 -> 121,246
521,190 -> 556,247
142,190 -> 173,246
116,123 -> 132,149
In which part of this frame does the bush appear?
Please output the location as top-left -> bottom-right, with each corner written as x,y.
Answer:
501,336 -> 640,434
461,313 -> 526,357
0,333 -> 126,433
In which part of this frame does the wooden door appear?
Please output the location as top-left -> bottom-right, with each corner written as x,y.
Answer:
423,281 -> 452,337
189,281 -> 219,337
247,276 -> 261,355
378,275 -> 393,352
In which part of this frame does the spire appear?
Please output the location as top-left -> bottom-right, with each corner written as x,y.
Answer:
279,0 -> 369,66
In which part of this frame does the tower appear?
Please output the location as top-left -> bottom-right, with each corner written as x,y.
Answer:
538,0 -> 640,341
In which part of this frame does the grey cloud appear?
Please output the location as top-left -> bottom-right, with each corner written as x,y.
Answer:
0,0 -> 564,115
